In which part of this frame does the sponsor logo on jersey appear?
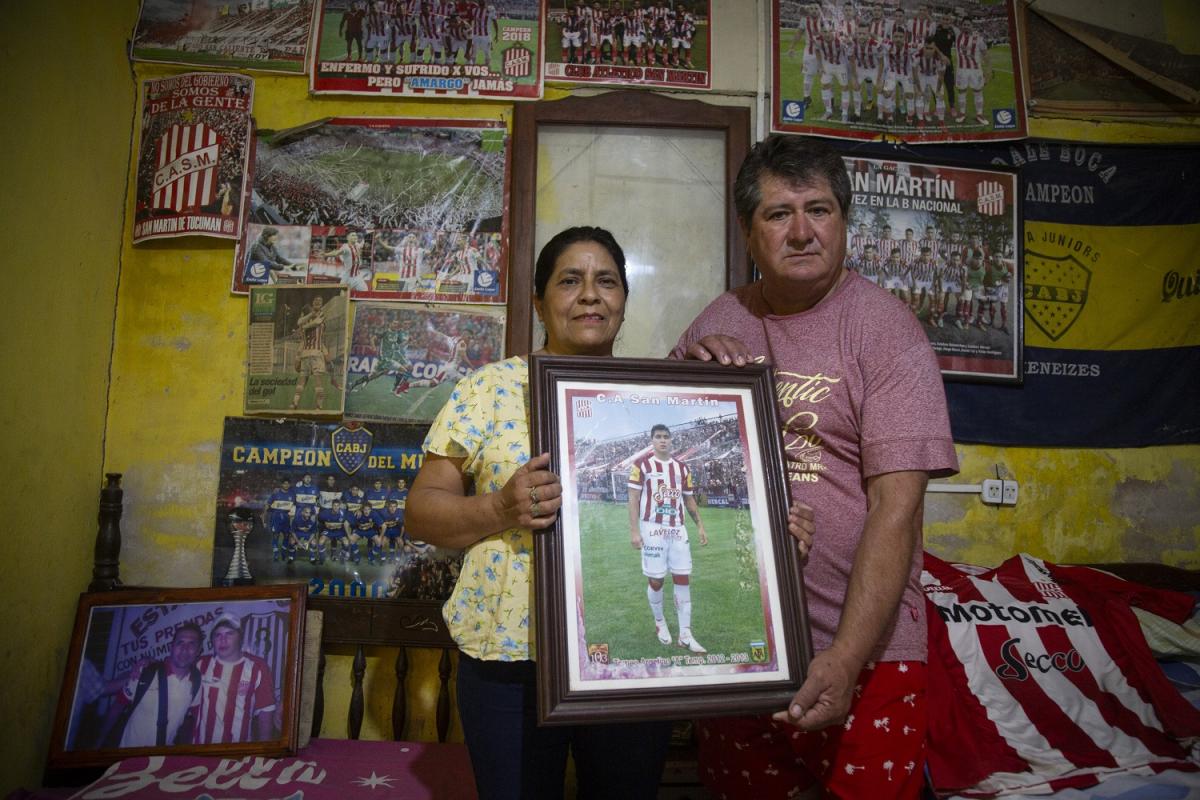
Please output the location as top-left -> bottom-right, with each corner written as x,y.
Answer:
331,425 -> 374,475
1024,251 -> 1090,340
995,636 -> 1085,681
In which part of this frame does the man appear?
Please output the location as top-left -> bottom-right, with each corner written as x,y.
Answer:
318,473 -> 342,510
243,226 -> 298,286
349,316 -> 414,395
189,615 -> 277,744
290,295 -> 333,411
340,0 -> 368,61
627,424 -> 709,654
291,472 -> 319,519
263,475 -> 295,562
953,15 -> 990,125
102,624 -> 203,748
914,35 -> 949,126
673,134 -> 957,798
319,496 -> 355,563
289,504 -> 320,563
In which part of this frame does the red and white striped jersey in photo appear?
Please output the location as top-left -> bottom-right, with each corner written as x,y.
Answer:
896,238 -> 920,265
916,48 -> 945,78
850,232 -> 876,254
190,654 -> 277,745
909,259 -> 936,283
817,34 -> 847,67
941,240 -> 967,262
923,552 -> 1200,797
849,38 -> 882,73
867,17 -> 892,42
956,31 -> 987,70
628,455 -> 693,527
799,14 -> 822,56
908,15 -> 935,46
470,4 -> 495,36
885,42 -> 913,76
366,11 -> 388,37
876,236 -> 898,259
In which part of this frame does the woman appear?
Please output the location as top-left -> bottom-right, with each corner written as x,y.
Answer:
406,227 -> 673,799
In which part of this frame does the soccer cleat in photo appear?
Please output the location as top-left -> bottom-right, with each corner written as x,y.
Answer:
655,619 -> 672,645
678,630 -> 706,654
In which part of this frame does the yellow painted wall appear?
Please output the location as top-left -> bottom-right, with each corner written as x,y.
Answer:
5,1 -> 1199,793
0,1 -> 138,792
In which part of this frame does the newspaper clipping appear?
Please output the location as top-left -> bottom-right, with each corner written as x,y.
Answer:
543,1 -> 711,90
131,0 -> 315,74
212,417 -> 463,601
234,118 -> 509,304
246,285 -> 350,415
309,0 -> 543,99
133,72 -> 254,243
345,302 -> 506,423
842,154 -> 1021,382
772,0 -> 1027,143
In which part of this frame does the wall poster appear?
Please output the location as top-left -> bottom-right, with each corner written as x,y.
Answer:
841,152 -> 1022,383
543,1 -> 711,90
772,0 -> 1026,143
234,117 -> 510,304
131,0 -> 315,74
345,302 -> 506,423
212,417 -> 463,601
133,72 -> 254,243
308,0 -> 544,99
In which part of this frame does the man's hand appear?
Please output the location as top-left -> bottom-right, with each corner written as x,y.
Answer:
771,646 -> 859,731
630,529 -> 643,549
789,502 -> 814,562
697,522 -> 708,546
684,334 -> 753,366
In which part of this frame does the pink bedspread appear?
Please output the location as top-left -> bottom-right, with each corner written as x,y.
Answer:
16,738 -> 478,800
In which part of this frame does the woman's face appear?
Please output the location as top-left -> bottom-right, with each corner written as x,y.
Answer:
534,241 -> 626,357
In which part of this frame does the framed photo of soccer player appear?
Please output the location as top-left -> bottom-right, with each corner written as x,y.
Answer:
529,355 -> 810,725
840,151 -> 1023,383
47,584 -> 306,770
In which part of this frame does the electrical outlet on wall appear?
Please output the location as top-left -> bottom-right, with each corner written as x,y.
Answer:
1002,480 -> 1019,506
982,479 -> 1003,505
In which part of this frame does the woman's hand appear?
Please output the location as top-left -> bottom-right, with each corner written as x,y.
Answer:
495,452 -> 562,530
684,334 -> 754,366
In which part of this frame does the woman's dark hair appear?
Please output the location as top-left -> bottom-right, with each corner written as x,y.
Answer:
533,226 -> 629,300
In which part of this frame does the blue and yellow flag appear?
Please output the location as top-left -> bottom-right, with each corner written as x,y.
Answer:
848,141 -> 1200,446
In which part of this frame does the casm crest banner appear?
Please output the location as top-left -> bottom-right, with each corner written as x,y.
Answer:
853,140 -> 1199,447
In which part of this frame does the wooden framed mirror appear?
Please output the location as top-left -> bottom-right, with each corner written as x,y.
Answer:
508,91 -> 751,357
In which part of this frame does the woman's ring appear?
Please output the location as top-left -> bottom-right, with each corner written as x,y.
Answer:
531,501 -> 540,517
530,486 -> 539,503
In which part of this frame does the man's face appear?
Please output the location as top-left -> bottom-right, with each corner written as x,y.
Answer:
347,232 -> 359,245
374,480 -> 383,490
212,625 -> 242,662
905,229 -> 915,240
278,479 -> 289,490
651,430 -> 672,458
396,479 -> 407,490
302,474 -> 313,485
743,173 -> 848,308
325,475 -> 336,486
169,629 -> 202,672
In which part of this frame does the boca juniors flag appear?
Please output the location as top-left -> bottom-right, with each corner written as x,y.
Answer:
845,140 -> 1200,447
133,72 -> 254,243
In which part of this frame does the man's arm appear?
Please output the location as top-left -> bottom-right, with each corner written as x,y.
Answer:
683,493 -> 707,546
773,468 -> 927,730
628,486 -> 643,549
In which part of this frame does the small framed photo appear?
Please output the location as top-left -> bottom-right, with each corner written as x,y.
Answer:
48,584 -> 306,769
530,355 -> 811,724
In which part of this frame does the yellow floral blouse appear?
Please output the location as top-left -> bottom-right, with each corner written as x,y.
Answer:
422,356 -> 535,661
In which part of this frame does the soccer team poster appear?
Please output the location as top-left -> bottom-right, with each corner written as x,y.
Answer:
841,153 -> 1021,382
543,1 -> 712,90
773,0 -> 1027,142
131,0 -> 316,74
212,417 -> 463,600
234,117 -> 510,304
133,72 -> 254,243
309,0 -> 543,99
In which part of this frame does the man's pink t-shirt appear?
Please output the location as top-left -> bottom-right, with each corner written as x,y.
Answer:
671,272 -> 958,662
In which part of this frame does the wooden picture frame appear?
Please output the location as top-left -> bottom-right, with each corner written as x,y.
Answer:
530,354 -> 811,724
48,584 -> 306,769
509,91 -> 750,358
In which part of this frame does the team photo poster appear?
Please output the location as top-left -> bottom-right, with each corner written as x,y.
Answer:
345,302 -> 506,423
49,585 -> 305,769
212,417 -> 462,603
773,0 -> 1027,142
842,153 -> 1022,382
543,0 -> 712,90
234,117 -> 509,305
531,357 -> 809,724
133,72 -> 254,243
131,0 -> 315,74
309,0 -> 543,99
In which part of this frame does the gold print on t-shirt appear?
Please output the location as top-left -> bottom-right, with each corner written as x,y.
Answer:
774,371 -> 841,484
